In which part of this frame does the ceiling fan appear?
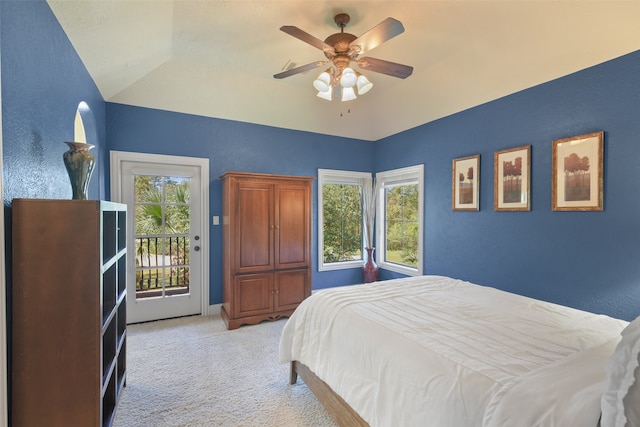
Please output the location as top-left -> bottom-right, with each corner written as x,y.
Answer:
274,13 -> 413,100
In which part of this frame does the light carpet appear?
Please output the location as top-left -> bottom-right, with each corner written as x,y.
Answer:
113,315 -> 337,427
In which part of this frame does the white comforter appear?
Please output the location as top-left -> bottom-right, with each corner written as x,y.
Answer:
279,275 -> 628,427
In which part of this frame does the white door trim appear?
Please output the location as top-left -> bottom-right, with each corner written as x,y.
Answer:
110,150 -> 210,317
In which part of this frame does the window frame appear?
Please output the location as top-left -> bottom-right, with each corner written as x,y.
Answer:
318,169 -> 372,271
375,164 -> 424,276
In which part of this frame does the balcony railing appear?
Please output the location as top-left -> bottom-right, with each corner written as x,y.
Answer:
135,236 -> 190,298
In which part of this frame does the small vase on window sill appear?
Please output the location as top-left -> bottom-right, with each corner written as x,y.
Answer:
362,247 -> 379,283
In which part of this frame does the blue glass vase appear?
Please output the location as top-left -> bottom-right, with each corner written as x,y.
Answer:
63,142 -> 95,200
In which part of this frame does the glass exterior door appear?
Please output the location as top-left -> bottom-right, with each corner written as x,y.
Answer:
121,162 -> 203,323
134,175 -> 192,299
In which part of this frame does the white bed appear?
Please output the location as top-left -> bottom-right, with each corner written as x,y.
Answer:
280,275 -> 638,427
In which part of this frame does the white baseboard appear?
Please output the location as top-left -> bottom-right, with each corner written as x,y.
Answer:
205,303 -> 222,317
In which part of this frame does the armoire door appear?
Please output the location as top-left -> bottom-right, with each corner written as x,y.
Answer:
275,269 -> 310,312
235,181 -> 274,273
275,183 -> 311,270
233,273 -> 274,318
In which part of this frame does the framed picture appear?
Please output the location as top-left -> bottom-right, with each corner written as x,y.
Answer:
494,145 -> 531,211
452,155 -> 480,211
552,131 -> 604,211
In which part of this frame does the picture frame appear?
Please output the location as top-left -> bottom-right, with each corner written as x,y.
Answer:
452,155 -> 480,211
494,145 -> 531,211
552,131 -> 604,211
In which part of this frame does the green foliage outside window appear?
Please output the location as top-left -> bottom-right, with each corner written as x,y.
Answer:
134,175 -> 191,291
134,175 -> 190,236
385,184 -> 419,267
323,183 -> 363,263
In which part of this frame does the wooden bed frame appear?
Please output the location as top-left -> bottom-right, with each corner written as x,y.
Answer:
290,360 -> 369,426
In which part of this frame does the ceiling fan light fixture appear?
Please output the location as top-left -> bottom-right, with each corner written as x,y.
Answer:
341,86 -> 357,102
275,14 -> 412,102
356,74 -> 373,95
340,67 -> 357,88
317,89 -> 332,101
313,71 -> 332,92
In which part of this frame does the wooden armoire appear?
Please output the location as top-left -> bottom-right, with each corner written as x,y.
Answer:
221,172 -> 313,329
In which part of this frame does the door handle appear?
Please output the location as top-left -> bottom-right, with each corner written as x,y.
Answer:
194,246 -> 200,252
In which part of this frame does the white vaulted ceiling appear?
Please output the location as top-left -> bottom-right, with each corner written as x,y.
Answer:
47,1 -> 640,141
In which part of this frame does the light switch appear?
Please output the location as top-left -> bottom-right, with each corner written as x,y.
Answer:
213,215 -> 220,225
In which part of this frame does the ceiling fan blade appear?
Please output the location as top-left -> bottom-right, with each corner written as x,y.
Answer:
273,61 -> 328,79
357,57 -> 413,79
280,26 -> 336,57
349,17 -> 405,56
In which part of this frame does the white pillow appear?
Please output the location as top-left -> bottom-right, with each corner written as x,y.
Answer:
601,315 -> 640,427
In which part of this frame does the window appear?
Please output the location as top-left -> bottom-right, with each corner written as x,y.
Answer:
376,165 -> 424,275
318,169 -> 371,271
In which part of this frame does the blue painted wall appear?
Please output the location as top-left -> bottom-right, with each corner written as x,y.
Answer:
377,50 -> 640,321
2,0 -> 105,204
1,1 -> 106,312
1,0 -> 107,420
2,0 -> 639,323
106,104 -> 375,304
